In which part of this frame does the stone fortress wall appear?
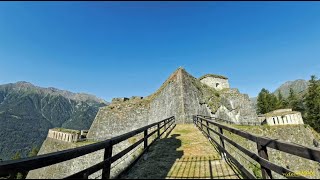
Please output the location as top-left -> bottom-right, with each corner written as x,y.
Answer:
259,109 -> 304,126
199,74 -> 230,91
27,68 -> 261,179
47,129 -> 88,143
112,96 -> 143,103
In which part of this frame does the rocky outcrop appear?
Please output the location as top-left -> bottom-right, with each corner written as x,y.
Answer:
215,88 -> 259,124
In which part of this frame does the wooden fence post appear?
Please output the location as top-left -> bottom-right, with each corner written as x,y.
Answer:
257,142 -> 272,179
82,172 -> 89,179
218,127 -> 226,160
157,123 -> 160,139
144,129 -> 148,149
102,144 -> 113,179
206,121 -> 210,136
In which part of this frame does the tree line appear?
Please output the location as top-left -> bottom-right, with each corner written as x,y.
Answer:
257,75 -> 320,132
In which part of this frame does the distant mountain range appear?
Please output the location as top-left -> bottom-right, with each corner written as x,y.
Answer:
250,79 -> 310,106
0,81 -> 108,160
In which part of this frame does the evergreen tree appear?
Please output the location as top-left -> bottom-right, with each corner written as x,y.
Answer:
305,75 -> 320,131
288,88 -> 299,110
277,90 -> 284,108
28,146 -> 39,157
12,152 -> 21,160
257,88 -> 280,114
268,93 -> 279,110
257,88 -> 269,114
272,93 -> 282,109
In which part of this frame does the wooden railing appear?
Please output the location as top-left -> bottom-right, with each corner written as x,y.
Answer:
194,115 -> 320,179
0,116 -> 175,179
200,115 -> 262,126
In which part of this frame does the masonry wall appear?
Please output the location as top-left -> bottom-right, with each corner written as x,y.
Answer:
200,77 -> 229,91
265,112 -> 304,126
47,129 -> 80,143
215,88 -> 259,124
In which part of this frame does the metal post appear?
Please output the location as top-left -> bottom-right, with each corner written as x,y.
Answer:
102,144 -> 112,179
257,143 -> 272,179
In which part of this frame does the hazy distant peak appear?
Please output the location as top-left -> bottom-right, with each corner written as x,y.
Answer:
1,81 -> 108,105
250,79 -> 310,106
274,79 -> 309,98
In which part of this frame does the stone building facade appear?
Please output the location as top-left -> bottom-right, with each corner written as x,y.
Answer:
47,129 -> 88,143
260,109 -> 304,126
199,74 -> 230,91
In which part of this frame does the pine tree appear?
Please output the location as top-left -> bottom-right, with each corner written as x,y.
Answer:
277,90 -> 284,108
28,146 -> 39,157
305,75 -> 320,131
288,88 -> 299,110
12,152 -> 21,160
257,88 -> 269,114
268,93 -> 278,110
257,88 -> 280,114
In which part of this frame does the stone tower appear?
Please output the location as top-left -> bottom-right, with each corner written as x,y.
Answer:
199,74 -> 230,91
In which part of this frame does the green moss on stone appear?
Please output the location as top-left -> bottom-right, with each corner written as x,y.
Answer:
52,128 -> 80,134
199,74 -> 228,80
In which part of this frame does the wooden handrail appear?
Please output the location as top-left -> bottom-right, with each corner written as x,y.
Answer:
196,115 -> 320,162
0,116 -> 175,179
195,115 -> 320,179
199,115 -> 261,126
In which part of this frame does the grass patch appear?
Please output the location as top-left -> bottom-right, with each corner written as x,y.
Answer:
52,128 -> 80,134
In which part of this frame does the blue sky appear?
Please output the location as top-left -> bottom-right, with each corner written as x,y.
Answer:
1,2 -> 320,101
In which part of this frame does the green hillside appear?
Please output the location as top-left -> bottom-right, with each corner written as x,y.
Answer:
0,81 -> 107,160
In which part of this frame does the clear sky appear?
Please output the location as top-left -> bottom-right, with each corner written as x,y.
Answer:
1,2 -> 320,102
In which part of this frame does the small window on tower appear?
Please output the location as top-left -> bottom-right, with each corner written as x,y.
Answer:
216,83 -> 219,87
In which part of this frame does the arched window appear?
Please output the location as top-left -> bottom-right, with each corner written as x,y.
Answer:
216,83 -> 220,88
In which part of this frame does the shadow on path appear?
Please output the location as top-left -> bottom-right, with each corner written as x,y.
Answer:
120,132 -> 183,179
